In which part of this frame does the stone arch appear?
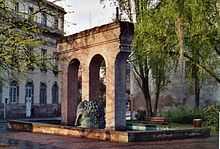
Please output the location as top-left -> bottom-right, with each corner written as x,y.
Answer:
59,22 -> 134,129
89,54 -> 106,101
67,58 -> 81,125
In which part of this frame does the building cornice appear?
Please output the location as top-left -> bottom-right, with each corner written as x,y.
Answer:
59,21 -> 133,43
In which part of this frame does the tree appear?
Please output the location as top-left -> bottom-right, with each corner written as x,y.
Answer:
0,0 -> 58,80
130,42 -> 153,116
173,0 -> 220,107
105,0 -> 220,109
131,0 -> 177,116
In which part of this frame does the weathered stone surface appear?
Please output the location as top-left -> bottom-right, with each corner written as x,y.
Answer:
58,21 -> 134,130
1,131 -> 218,149
8,120 -> 211,143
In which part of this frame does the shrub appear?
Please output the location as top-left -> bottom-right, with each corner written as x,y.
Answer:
161,106 -> 204,124
203,104 -> 220,133
161,104 -> 220,133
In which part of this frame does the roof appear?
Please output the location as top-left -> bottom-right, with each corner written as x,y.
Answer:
43,0 -> 66,14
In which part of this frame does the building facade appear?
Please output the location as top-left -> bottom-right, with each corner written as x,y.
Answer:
0,0 -> 65,119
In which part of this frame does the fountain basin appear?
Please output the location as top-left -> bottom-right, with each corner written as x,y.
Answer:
8,120 -> 210,143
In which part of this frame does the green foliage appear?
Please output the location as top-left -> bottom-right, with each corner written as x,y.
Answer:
108,0 -> 220,110
203,104 -> 220,132
162,104 -> 220,133
0,0 -> 57,80
161,106 -> 204,124
129,0 -> 178,116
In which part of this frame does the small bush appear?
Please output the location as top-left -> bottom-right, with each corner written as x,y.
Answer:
203,104 -> 220,133
161,104 -> 220,133
161,106 -> 204,124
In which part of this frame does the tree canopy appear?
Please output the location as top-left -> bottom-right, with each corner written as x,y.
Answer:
102,0 -> 220,112
0,0 -> 59,80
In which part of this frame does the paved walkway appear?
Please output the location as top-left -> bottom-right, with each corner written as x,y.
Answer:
0,123 -> 218,149
0,131 -> 218,149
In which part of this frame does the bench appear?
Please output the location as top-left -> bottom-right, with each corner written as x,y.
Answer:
150,116 -> 168,125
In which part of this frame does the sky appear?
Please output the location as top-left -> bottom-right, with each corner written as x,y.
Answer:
49,0 -> 116,35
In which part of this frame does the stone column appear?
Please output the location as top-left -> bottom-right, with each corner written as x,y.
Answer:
105,52 -> 129,130
105,61 -> 115,130
114,52 -> 129,130
81,64 -> 89,101
60,64 -> 68,124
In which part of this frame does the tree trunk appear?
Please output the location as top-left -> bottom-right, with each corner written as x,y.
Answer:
142,75 -> 153,117
154,80 -> 161,116
194,65 -> 200,108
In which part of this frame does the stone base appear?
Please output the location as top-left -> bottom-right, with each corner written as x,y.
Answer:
8,120 -> 210,143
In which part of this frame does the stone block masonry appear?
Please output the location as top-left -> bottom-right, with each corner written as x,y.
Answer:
58,21 -> 134,130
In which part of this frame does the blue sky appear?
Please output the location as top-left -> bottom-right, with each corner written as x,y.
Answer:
50,0 -> 116,35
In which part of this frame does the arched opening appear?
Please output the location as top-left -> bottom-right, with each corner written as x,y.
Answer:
67,59 -> 81,125
89,54 -> 106,102
25,81 -> 34,104
52,82 -> 59,104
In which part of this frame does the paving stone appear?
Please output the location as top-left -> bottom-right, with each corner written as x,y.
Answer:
0,131 -> 218,149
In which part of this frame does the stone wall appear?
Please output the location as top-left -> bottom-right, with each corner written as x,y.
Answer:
0,103 -> 60,119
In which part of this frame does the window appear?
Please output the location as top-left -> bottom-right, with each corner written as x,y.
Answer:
53,52 -> 58,75
15,2 -> 19,12
54,17 -> 58,29
40,49 -> 47,72
52,82 -> 59,104
41,13 -> 47,26
25,82 -> 34,103
9,81 -> 19,104
28,7 -> 34,21
28,7 -> 33,15
58,17 -> 63,30
40,82 -> 47,104
27,47 -> 34,70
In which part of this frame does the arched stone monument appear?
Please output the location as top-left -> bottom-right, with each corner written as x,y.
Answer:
58,21 -> 134,130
